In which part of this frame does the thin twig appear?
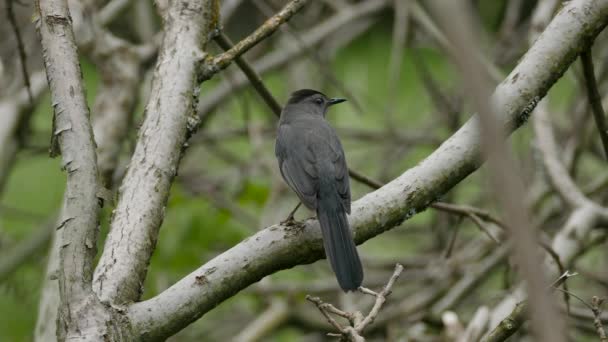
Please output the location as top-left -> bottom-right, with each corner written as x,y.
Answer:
580,48 -> 608,161
214,32 -> 283,116
356,263 -> 404,332
200,0 -> 309,82
6,0 -> 33,106
306,295 -> 352,333
306,264 -> 403,341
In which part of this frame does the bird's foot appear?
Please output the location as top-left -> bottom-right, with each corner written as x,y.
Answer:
281,202 -> 302,226
280,214 -> 299,226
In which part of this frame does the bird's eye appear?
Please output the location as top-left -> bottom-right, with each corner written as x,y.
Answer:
315,98 -> 323,105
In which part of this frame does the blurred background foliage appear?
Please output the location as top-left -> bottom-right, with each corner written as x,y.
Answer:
1,0 -> 606,341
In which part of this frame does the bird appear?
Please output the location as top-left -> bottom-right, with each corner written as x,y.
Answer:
275,89 -> 363,291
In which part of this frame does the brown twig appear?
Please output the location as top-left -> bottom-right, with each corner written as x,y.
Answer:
357,264 -> 404,332
580,48 -> 608,161
213,32 -> 283,117
306,264 -> 403,341
199,0 -> 309,82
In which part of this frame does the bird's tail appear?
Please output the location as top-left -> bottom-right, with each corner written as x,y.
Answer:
316,194 -> 363,291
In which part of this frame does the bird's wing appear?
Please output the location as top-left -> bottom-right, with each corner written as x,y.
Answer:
327,130 -> 351,214
275,124 -> 319,209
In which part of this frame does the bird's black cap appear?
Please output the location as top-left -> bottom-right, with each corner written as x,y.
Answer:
286,89 -> 328,105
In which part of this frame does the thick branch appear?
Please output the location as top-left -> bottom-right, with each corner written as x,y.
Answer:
35,0 -> 102,337
127,1 -> 608,339
92,0 -> 217,305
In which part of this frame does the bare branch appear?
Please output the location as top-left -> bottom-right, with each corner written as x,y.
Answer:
199,0 -> 309,82
93,0 -> 218,305
213,32 -> 283,116
356,263 -> 404,332
581,48 -> 608,160
306,264 -> 403,341
35,0 -> 102,337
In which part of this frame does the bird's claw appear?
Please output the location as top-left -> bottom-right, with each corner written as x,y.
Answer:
280,215 -> 298,226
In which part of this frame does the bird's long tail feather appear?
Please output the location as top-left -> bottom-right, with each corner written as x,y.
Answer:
317,195 -> 363,291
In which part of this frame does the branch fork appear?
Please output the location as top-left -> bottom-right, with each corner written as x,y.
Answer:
306,264 -> 403,341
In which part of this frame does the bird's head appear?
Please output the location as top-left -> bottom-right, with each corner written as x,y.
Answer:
284,89 -> 346,117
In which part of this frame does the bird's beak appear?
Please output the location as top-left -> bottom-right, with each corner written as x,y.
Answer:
328,98 -> 347,106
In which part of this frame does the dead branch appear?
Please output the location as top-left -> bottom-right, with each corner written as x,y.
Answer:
306,264 -> 404,341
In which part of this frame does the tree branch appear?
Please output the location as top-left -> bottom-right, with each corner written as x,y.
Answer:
92,0 -> 218,305
213,32 -> 283,116
199,0 -> 309,82
306,264 -> 404,341
35,0 -> 102,337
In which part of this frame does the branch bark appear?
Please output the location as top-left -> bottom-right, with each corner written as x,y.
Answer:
92,0 -> 218,305
35,0 -> 103,338
126,1 -> 608,339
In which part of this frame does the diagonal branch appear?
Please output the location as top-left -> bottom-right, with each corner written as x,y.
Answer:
126,1 -> 608,339
213,32 -> 283,116
199,0 -> 309,82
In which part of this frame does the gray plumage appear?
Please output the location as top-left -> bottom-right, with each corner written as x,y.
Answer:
275,89 -> 363,291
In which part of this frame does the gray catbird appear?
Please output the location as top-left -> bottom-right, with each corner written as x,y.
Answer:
275,89 -> 363,291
